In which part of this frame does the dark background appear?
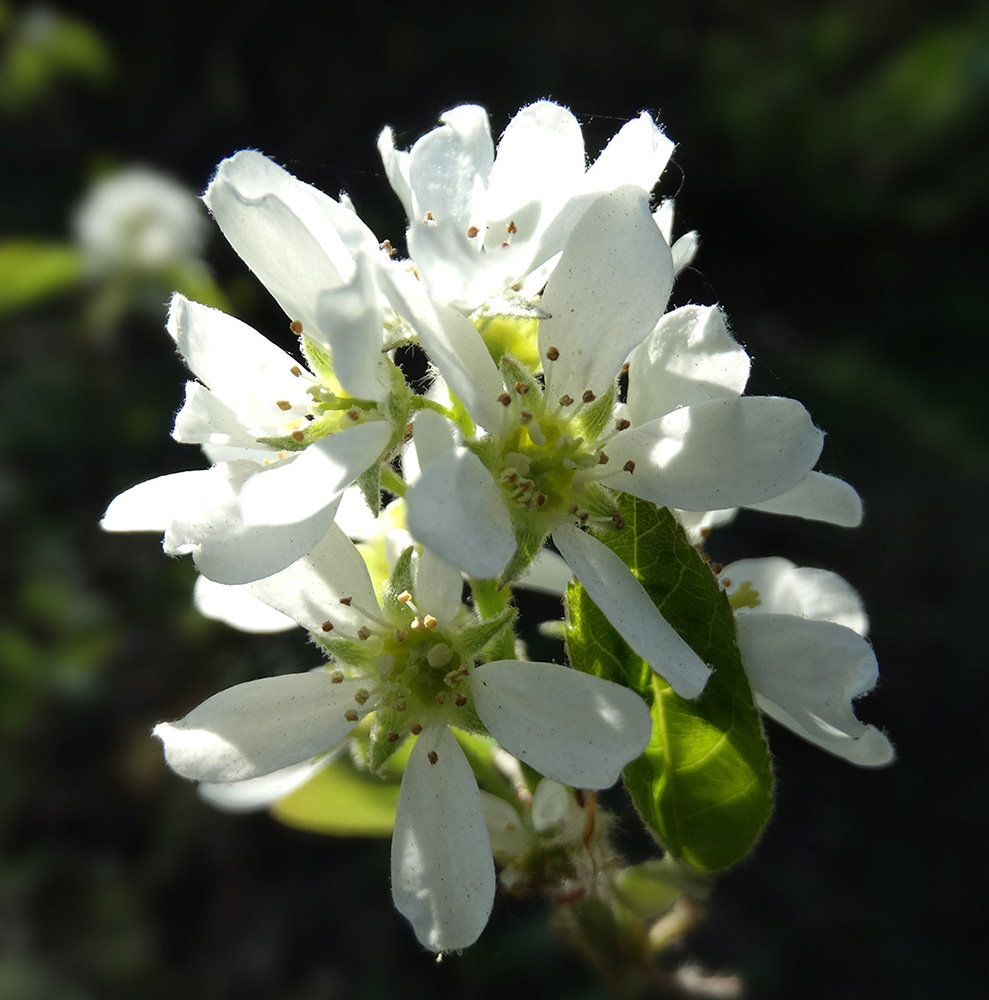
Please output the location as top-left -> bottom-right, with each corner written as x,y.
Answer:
2,0 -> 986,996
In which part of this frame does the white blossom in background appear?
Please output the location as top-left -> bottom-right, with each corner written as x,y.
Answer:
73,167 -> 208,275
723,557 -> 894,766
153,526 -> 652,952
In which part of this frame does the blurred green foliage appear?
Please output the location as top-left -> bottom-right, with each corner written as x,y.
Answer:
1,1 -> 985,997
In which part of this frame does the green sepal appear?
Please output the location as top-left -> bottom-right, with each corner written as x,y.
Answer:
577,480 -> 621,519
498,351 -> 541,398
316,637 -> 380,670
300,334 -> 337,383
382,546 -> 415,617
573,386 -> 615,442
455,604 -> 516,659
356,462 -> 382,518
565,493 -> 774,872
498,515 -> 548,589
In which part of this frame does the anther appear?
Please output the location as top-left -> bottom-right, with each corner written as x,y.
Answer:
582,389 -> 596,404
346,408 -> 361,421
387,731 -> 401,743
289,320 -> 303,334
354,689 -> 370,705
411,723 -> 423,736
291,430 -> 305,442
276,400 -> 292,411
498,392 -> 512,406
712,563 -> 723,574
514,381 -> 529,395
379,239 -> 396,256
455,694 -> 467,707
623,460 -> 636,474
330,670 -> 344,683
424,210 -> 436,223
506,220 -> 518,235
321,621 -> 334,632
423,615 -> 438,629
621,362 -> 630,374
598,452 -> 610,465
466,225 -> 480,238
339,597 -> 353,606
616,418 -> 630,431
404,422 -> 413,441
559,394 -> 574,407
394,700 -> 407,711
357,627 -> 372,641
393,629 -> 407,643
427,751 -> 439,765
545,346 -> 560,361
411,617 -> 423,630
519,410 -> 533,424
290,365 -> 302,377
397,591 -> 412,603
344,709 -> 359,722
536,493 -> 547,506
611,513 -> 625,529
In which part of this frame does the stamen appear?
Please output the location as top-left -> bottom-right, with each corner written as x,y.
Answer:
498,392 -> 513,407
545,346 -> 560,361
321,621 -> 334,632
276,400 -> 293,411
330,670 -> 344,683
506,220 -> 518,235
386,731 -> 401,743
514,381 -> 530,395
354,689 -> 370,705
427,751 -> 439,765
598,452 -> 610,465
559,394 -> 574,407
411,723 -> 423,736
344,709 -> 359,722
623,460 -> 636,474
291,430 -> 305,443
290,365 -> 302,377
582,389 -> 596,404
423,615 -> 438,629
455,694 -> 467,707
357,627 -> 373,641
466,225 -> 480,238
397,591 -> 413,603
378,239 -> 396,256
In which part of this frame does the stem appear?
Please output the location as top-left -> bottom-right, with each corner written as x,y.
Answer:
380,465 -> 406,497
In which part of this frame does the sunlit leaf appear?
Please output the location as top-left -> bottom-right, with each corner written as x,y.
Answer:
566,492 -> 773,871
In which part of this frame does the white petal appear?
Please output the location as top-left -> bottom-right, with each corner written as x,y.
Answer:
314,254 -> 392,401
471,660 -> 652,788
553,525 -> 711,698
374,262 -> 504,430
409,407 -> 459,470
193,575 -> 297,633
735,615 -> 893,766
626,305 -> 750,424
171,381 -> 261,448
198,754 -> 332,812
238,421 -> 392,526
539,186 -> 674,401
583,111 -> 674,195
413,548 -> 463,627
153,671 -> 368,783
723,557 -> 868,636
745,470 -> 863,527
204,151 -> 372,334
405,447 -> 516,579
167,294 -> 308,420
484,101 -> 585,234
606,396 -> 824,511
377,126 -> 413,219
673,507 -> 738,544
102,469 -> 220,533
242,523 -> 380,636
391,724 -> 495,953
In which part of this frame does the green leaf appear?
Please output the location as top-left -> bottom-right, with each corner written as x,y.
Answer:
565,493 -> 773,872
271,751 -> 405,837
0,241 -> 82,313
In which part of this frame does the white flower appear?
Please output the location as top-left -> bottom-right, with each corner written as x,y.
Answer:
101,149 -> 414,584
379,101 -> 681,311
400,218 -> 825,699
723,557 -> 894,766
73,167 -> 207,275
153,526 -> 652,952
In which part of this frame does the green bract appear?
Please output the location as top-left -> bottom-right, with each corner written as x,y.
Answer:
566,492 -> 774,872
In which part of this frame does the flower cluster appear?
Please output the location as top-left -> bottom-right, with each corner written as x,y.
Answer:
104,102 -> 892,954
